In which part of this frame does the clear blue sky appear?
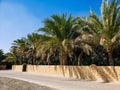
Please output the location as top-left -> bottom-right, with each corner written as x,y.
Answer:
0,0 -> 106,53
2,0 -> 102,18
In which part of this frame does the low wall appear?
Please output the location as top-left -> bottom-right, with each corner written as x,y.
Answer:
27,65 -> 120,82
12,65 -> 23,72
0,65 -> 6,70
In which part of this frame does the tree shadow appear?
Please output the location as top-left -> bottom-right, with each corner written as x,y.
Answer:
54,65 -> 119,83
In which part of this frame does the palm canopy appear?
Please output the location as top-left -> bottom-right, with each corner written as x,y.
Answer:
11,38 -> 30,64
84,0 -> 120,65
27,33 -> 42,64
38,14 -> 80,65
27,33 -> 41,49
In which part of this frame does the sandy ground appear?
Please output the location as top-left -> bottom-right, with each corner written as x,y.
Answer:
0,70 -> 120,90
0,77 -> 56,90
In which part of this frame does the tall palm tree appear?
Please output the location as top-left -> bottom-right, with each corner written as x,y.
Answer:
74,26 -> 93,65
38,14 -> 80,65
27,33 -> 41,65
11,38 -> 30,65
85,0 -> 120,65
3,53 -> 16,65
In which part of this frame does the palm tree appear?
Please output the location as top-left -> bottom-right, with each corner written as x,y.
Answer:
11,38 -> 30,65
74,26 -> 93,65
0,49 -> 5,63
85,0 -> 120,65
38,14 -> 80,65
0,49 -> 4,60
3,53 -> 16,65
27,33 -> 41,65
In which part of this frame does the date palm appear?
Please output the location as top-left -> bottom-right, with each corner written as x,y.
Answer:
38,14 -> 80,65
86,0 -> 120,65
11,38 -> 30,65
3,53 -> 16,65
27,33 -> 41,65
74,26 -> 93,65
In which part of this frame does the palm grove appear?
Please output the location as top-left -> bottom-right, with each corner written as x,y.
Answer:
3,0 -> 120,66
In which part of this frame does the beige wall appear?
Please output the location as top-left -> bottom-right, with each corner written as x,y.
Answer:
27,65 -> 120,82
12,65 -> 23,72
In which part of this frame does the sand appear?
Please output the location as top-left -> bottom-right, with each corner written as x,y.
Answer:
0,77 -> 56,90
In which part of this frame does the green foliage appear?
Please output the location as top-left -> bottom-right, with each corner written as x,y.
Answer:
80,0 -> 120,65
0,49 -> 5,64
38,14 -> 81,65
3,53 -> 16,65
4,0 -> 120,66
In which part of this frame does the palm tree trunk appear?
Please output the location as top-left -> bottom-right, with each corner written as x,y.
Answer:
16,56 -> 19,65
107,49 -> 114,66
78,51 -> 83,65
32,57 -> 35,65
61,52 -> 67,65
19,57 -> 22,65
47,54 -> 50,65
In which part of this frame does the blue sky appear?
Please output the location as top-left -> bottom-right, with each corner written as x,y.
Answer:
0,0 -> 102,53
